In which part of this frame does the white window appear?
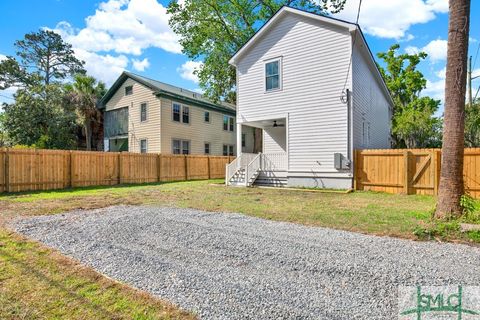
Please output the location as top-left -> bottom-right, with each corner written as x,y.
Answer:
223,144 -> 234,156
204,111 -> 210,123
140,139 -> 147,153
223,115 -> 234,132
173,103 -> 181,122
172,139 -> 190,155
140,103 -> 147,122
173,103 -> 190,124
125,85 -> 133,96
182,106 -> 190,124
265,58 -> 281,91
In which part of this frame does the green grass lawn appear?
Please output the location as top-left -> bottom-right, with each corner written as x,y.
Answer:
1,179 -> 479,319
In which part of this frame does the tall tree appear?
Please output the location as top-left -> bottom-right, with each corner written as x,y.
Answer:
0,30 -> 84,89
377,44 -> 442,148
0,29 -> 85,149
435,0 -> 471,218
168,0 -> 346,102
2,84 -> 77,149
64,75 -> 106,150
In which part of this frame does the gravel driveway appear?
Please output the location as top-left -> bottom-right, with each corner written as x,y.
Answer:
13,206 -> 480,319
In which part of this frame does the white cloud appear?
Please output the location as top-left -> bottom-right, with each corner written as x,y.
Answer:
132,58 -> 150,71
0,54 -> 6,61
74,48 -> 129,85
53,0 -> 181,55
177,61 -> 203,83
406,39 -> 447,62
335,0 -> 448,39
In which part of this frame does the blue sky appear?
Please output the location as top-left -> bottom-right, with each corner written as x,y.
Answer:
0,0 -> 479,114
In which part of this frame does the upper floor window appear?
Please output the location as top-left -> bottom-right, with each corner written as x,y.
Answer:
265,59 -> 281,91
140,139 -> 147,153
173,103 -> 190,124
173,103 -> 181,122
223,115 -> 234,132
204,111 -> 210,123
182,106 -> 190,124
140,103 -> 147,122
125,85 -> 133,96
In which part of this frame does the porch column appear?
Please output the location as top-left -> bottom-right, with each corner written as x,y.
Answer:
236,123 -> 242,156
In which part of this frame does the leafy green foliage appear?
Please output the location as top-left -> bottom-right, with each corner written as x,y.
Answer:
377,44 -> 442,148
2,84 -> 77,149
0,29 -> 88,149
465,100 -> 480,147
64,74 -> 106,150
0,30 -> 84,89
168,0 -> 346,102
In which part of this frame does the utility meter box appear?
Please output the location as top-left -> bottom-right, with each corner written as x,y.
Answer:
334,153 -> 350,170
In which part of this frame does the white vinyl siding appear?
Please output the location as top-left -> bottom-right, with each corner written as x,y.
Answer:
352,36 -> 391,150
236,13 -> 352,172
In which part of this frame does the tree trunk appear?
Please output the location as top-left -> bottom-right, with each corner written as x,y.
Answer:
85,119 -> 92,151
435,0 -> 470,218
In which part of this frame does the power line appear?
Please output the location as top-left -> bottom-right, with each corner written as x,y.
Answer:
473,42 -> 480,70
340,0 -> 363,103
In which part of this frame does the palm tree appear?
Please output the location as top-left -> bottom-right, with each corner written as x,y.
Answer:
435,0 -> 471,218
65,75 -> 106,151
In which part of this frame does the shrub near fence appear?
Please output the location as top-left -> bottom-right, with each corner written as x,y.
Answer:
355,148 -> 480,199
0,148 -> 234,193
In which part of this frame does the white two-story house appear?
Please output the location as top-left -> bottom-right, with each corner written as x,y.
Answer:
100,71 -> 254,156
226,6 -> 393,188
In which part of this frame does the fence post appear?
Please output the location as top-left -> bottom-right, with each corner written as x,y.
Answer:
68,151 -> 73,188
185,155 -> 188,180
433,149 -> 441,195
353,149 -> 358,191
403,150 -> 410,195
118,152 -> 122,185
4,148 -> 9,193
207,156 -> 211,180
157,154 -> 161,182
70,150 -> 75,188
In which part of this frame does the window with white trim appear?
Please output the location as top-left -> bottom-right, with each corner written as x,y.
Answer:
204,111 -> 210,123
172,139 -> 190,155
125,86 -> 133,96
182,106 -> 190,124
223,115 -> 234,132
140,139 -> 147,153
173,103 -> 181,122
223,144 -> 234,156
140,103 -> 147,122
265,59 -> 281,91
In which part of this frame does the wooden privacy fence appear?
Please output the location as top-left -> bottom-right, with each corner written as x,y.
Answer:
0,148 -> 233,193
355,148 -> 480,198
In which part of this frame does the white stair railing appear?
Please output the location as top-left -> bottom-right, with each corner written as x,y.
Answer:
245,153 -> 262,187
225,157 -> 240,185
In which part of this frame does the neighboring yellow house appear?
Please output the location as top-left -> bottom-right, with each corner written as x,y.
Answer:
99,71 -> 254,156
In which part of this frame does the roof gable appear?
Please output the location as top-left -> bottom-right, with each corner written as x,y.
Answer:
99,71 -> 236,115
229,6 -> 393,106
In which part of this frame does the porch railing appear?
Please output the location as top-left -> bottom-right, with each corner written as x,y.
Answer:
262,153 -> 288,171
245,153 -> 262,187
225,152 -> 287,186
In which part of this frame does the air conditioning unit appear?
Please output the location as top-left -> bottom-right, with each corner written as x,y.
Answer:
334,153 -> 350,170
